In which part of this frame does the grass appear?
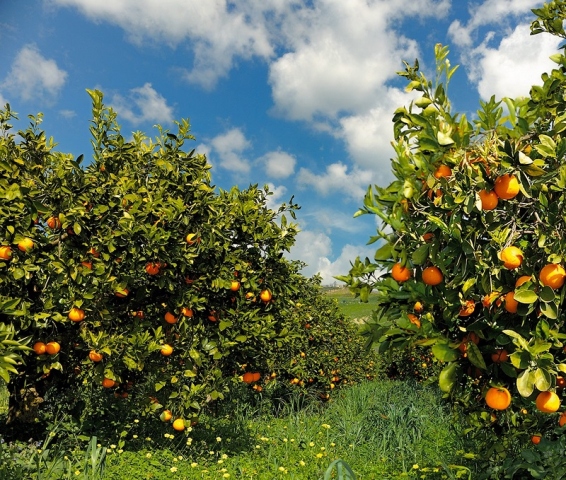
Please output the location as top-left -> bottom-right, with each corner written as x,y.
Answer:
323,287 -> 378,322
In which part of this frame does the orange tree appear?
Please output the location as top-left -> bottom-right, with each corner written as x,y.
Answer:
339,1 -> 566,454
1,91 -> 379,439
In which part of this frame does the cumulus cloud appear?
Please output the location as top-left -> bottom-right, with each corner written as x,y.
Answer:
205,128 -> 252,173
111,83 -> 174,126
59,109 -> 77,118
468,24 -> 562,100
2,45 -> 67,104
297,163 -> 374,202
261,150 -> 296,178
289,230 -> 376,284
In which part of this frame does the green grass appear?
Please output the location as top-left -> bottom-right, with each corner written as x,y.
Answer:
324,287 -> 378,321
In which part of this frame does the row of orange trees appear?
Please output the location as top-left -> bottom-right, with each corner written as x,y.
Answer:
339,1 -> 566,449
0,92 -> 377,437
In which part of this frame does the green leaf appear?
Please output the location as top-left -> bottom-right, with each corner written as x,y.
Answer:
517,369 -> 535,397
411,244 -> 429,265
539,286 -> 555,303
514,289 -> 538,304
437,131 -> 454,146
438,362 -> 459,393
540,301 -> 558,320
534,368 -> 551,391
535,319 -> 550,340
374,243 -> 393,261
467,342 -> 486,370
431,343 -> 460,362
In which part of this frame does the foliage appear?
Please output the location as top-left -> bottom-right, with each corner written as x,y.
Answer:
0,90 -> 372,437
338,0 -> 566,473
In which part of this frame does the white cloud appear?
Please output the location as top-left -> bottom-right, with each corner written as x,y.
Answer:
0,92 -> 8,108
59,109 -> 77,118
2,45 -> 67,104
265,183 -> 288,210
206,128 -> 251,173
448,0 -> 541,48
261,150 -> 296,178
111,83 -> 174,126
297,163 -> 374,202
289,229 -> 376,284
468,24 -> 562,100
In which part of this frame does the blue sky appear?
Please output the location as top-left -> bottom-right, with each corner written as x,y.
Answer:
0,0 -> 561,283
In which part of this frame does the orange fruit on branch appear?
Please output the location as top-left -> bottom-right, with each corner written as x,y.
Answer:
504,291 -> 518,314
494,173 -> 520,200
0,246 -> 12,261
164,312 -> 178,324
260,289 -> 272,302
33,342 -> 46,355
485,386 -> 511,410
515,275 -> 532,287
478,189 -> 498,211
68,307 -> 85,322
500,246 -> 523,270
160,344 -> 173,356
160,410 -> 172,422
181,307 -> 193,317
422,266 -> 443,286
414,301 -> 424,313
145,262 -> 161,275
491,349 -> 509,363
46,216 -> 61,230
540,263 -> 566,290
407,313 -> 421,328
531,435 -> 542,445
230,280 -> 240,292
536,391 -> 561,413
559,412 -> 566,427
89,351 -> 103,362
433,164 -> 452,179
172,418 -> 185,431
102,378 -> 116,388
391,263 -> 412,283
458,300 -> 476,317
45,341 -> 60,355
17,237 -> 34,253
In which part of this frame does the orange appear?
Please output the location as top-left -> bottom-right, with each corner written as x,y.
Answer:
459,300 -> 476,317
494,174 -> 520,200
458,332 -> 480,353
33,342 -> 46,355
45,341 -> 60,355
102,378 -> 116,388
252,372 -> 261,382
68,307 -> 85,322
242,372 -> 255,384
504,292 -> 518,314
81,261 -> 92,269
230,280 -> 240,292
433,165 -> 452,179
115,288 -> 129,298
172,418 -> 185,431
89,351 -> 103,362
485,386 -> 511,410
160,410 -> 172,422
531,435 -> 542,445
422,233 -> 434,242
515,275 -> 532,287
181,307 -> 193,317
47,216 -> 61,229
260,289 -> 272,302
558,376 -> 566,388
88,247 -> 100,258
478,189 -> 498,211
414,301 -> 424,313
536,391 -> 561,413
186,233 -> 199,245
17,237 -> 33,253
482,292 -> 500,308
145,262 -> 160,275
500,246 -> 523,269
407,313 -> 421,328
491,349 -> 509,364
559,412 -> 566,427
540,263 -> 566,290
161,344 -> 173,356
391,263 -> 412,283
164,312 -> 178,324
208,311 -> 218,322
132,310 -> 145,319
422,266 -> 443,286
0,246 -> 12,261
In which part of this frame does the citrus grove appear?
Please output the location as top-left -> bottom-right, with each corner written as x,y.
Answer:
338,1 -> 566,451
0,91 -> 378,437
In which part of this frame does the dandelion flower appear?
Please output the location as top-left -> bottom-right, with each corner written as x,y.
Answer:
299,460 -> 306,467
110,444 -> 116,449
223,474 -> 230,479
309,442 -> 315,447
322,424 -> 331,429
413,464 -> 419,470
146,453 -> 152,458
191,462 -> 198,468
170,466 -> 178,473
316,453 -> 323,458
216,437 -> 222,442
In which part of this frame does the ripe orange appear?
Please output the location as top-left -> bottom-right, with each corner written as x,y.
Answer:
531,435 -> 542,445
160,410 -> 172,422
88,247 -> 100,258
172,418 -> 185,431
494,174 -> 520,200
260,289 -> 272,302
68,307 -> 85,322
164,312 -> 178,324
186,233 -> 199,245
47,216 -> 61,229
45,341 -> 60,355
145,262 -> 160,275
132,310 -> 145,319
89,351 -> 103,362
540,263 -> 566,290
558,376 -> 566,389
478,189 -> 498,211
102,378 -> 116,388
115,288 -> 129,298
391,263 -> 412,283
230,280 -> 240,292
17,237 -> 34,253
33,342 -> 46,355
0,246 -> 12,261
482,292 -> 500,308
407,313 -> 421,328
491,349 -> 509,363
414,301 -> 424,313
433,165 -> 452,179
181,307 -> 193,317
422,233 -> 434,242
500,246 -> 523,269
458,332 -> 480,353
208,311 -> 218,322
81,261 -> 93,269
161,344 -> 173,356
536,391 -> 561,413
559,412 -> 566,427
515,275 -> 532,287
504,292 -> 519,314
242,372 -> 255,384
459,300 -> 476,317
485,386 -> 511,410
422,266 -> 443,286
